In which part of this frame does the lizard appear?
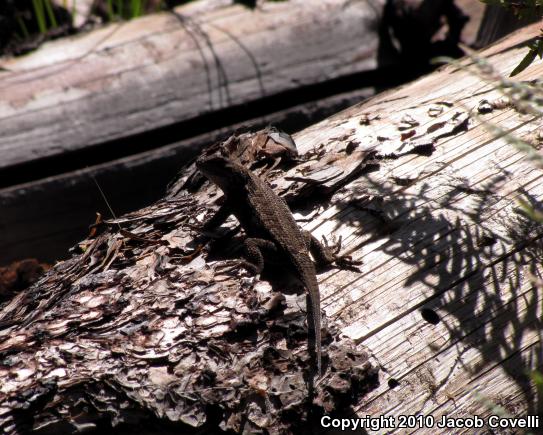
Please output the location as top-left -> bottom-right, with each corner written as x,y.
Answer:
196,152 -> 355,378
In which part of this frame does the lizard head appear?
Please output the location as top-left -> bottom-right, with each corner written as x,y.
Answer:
196,153 -> 250,194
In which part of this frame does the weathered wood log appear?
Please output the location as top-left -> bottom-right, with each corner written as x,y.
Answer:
1,20 -> 543,433
0,0 -> 485,265
0,87 -> 373,265
0,0 -> 486,185
1,0 -> 388,265
0,0 -> 385,173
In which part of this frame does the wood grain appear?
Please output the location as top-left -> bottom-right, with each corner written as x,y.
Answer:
278,21 -> 543,429
0,0 -> 384,170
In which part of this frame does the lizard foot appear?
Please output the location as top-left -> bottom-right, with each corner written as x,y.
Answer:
320,235 -> 363,272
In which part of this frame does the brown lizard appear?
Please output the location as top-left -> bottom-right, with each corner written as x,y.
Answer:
196,152 -> 355,378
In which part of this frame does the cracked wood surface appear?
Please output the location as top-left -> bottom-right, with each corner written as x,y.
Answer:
284,21 -> 543,432
0,19 -> 542,435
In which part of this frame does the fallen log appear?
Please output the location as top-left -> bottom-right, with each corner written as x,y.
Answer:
0,0 -> 483,264
0,87 -> 373,264
0,0 -> 385,174
1,20 -> 542,434
0,0 -> 385,265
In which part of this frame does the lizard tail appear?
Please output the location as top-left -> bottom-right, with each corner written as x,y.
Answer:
301,270 -> 322,378
291,257 -> 322,378
309,291 -> 322,378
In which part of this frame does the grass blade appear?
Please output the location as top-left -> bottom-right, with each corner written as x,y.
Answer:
16,15 -> 30,39
131,0 -> 142,18
71,0 -> 77,26
510,48 -> 537,77
32,0 -> 48,34
106,0 -> 114,21
44,0 -> 58,29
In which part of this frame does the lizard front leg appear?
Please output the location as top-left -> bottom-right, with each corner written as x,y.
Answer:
202,203 -> 234,232
303,231 -> 361,271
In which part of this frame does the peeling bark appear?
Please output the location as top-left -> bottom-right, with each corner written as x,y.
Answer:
0,131 -> 380,434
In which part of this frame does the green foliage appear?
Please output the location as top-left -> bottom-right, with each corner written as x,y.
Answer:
510,32 -> 543,76
30,0 -> 58,34
104,0 -> 168,21
531,371 -> 543,395
15,16 -> 30,39
43,0 -> 58,28
70,0 -> 77,24
474,392 -> 512,418
26,0 -> 170,30
4,0 -> 201,56
12,0 -> 60,39
131,0 -> 143,17
481,0 -> 543,18
479,1 -> 543,75
106,0 -> 115,21
518,199 -> 543,223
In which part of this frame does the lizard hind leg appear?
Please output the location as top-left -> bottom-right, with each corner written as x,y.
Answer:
240,237 -> 278,276
214,238 -> 277,278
